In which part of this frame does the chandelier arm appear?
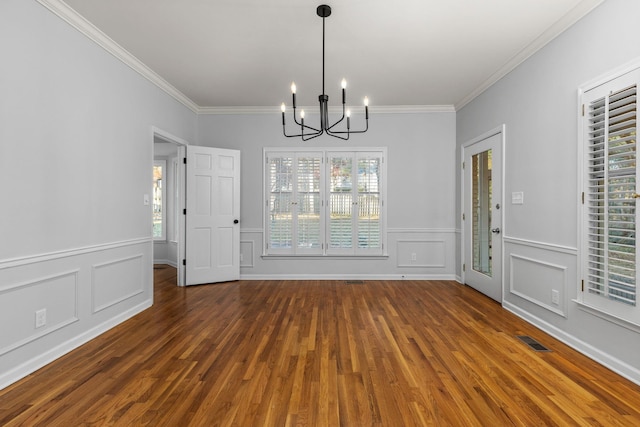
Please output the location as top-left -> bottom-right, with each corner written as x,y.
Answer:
302,130 -> 325,142
283,127 -> 323,138
327,117 -> 369,135
324,128 -> 350,140
289,111 -> 322,133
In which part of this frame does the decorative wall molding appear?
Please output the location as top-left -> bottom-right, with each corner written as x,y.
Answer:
389,227 -> 457,234
0,270 -> 79,357
509,254 -> 567,317
396,239 -> 446,268
92,254 -> 145,313
36,0 -> 199,113
198,105 -> 456,115
504,235 -> 577,255
454,0 -> 605,110
240,241 -> 255,268
0,238 -> 151,269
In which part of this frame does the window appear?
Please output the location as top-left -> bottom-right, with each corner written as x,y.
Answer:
153,160 -> 166,240
581,67 -> 639,326
265,148 -> 386,256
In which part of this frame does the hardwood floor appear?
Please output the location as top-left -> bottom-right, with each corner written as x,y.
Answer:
2,266 -> 640,426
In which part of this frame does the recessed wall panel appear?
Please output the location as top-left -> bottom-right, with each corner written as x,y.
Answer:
509,254 -> 567,316
397,240 -> 446,267
92,254 -> 144,313
0,271 -> 79,356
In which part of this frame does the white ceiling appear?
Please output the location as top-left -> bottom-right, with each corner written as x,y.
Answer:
61,0 -> 603,110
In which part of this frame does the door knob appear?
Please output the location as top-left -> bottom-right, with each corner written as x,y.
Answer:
491,227 -> 500,234
234,219 -> 239,224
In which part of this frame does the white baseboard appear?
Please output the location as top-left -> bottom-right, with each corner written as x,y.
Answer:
503,301 -> 640,386
154,259 -> 178,268
239,273 -> 458,281
0,299 -> 152,390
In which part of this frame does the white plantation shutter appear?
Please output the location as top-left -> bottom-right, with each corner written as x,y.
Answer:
327,152 -> 383,255
296,155 -> 322,251
582,68 -> 639,325
265,149 -> 386,256
266,152 -> 323,255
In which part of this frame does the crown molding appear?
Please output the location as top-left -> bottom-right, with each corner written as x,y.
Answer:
197,104 -> 455,115
38,0 -> 603,115
454,0 -> 605,110
36,0 -> 200,113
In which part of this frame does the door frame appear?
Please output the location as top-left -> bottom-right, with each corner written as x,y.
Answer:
151,127 -> 189,287
460,124 -> 505,302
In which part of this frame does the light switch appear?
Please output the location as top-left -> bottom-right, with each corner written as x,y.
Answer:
512,191 -> 524,205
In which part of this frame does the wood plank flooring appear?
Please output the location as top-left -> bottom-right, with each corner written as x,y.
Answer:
2,266 -> 640,426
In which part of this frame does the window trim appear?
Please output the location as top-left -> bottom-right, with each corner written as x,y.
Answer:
263,147 -> 387,257
578,60 -> 640,327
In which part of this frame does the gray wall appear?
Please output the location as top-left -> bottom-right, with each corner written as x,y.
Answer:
457,0 -> 640,383
0,0 -> 196,388
197,111 -> 457,278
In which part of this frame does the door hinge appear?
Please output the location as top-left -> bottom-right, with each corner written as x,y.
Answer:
182,259 -> 186,266
581,192 -> 584,204
462,213 -> 465,221
581,279 -> 584,292
463,263 -> 466,272
183,157 -> 187,164
183,208 -> 187,215
582,104 -> 585,116
462,161 -> 465,169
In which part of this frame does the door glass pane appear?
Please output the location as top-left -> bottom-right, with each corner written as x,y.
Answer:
329,156 -> 353,248
472,150 -> 492,276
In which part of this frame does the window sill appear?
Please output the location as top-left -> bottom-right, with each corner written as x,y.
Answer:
573,299 -> 640,334
262,254 -> 389,260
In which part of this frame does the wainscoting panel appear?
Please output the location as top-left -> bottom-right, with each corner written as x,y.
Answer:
240,240 -> 254,268
396,240 -> 446,268
239,228 -> 457,279
509,254 -> 567,317
0,238 -> 152,390
504,237 -> 576,318
92,254 -> 144,313
0,270 -> 79,357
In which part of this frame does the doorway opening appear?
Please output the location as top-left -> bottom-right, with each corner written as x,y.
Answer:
152,127 -> 188,286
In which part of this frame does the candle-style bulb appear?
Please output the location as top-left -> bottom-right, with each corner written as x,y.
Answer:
364,96 -> 369,107
346,109 -> 351,118
281,103 -> 286,113
291,82 -> 297,94
300,110 -> 305,119
341,79 -> 347,89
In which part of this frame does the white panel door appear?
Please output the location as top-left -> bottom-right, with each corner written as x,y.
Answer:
185,146 -> 240,286
463,131 -> 503,302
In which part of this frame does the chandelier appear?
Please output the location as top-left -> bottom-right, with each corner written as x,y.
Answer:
280,4 -> 369,141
